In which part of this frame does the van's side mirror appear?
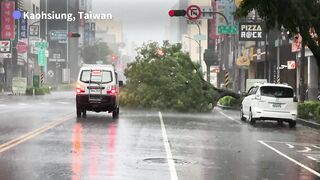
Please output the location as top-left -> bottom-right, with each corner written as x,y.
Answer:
119,81 -> 124,87
293,96 -> 298,102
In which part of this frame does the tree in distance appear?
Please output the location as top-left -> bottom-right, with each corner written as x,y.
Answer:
80,42 -> 112,64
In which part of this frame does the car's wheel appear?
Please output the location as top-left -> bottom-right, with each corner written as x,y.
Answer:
112,107 -> 119,119
76,106 -> 81,118
240,106 -> 246,121
289,120 -> 296,128
249,108 -> 256,125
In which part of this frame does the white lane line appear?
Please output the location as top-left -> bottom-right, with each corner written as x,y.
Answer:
313,145 -> 320,150
158,111 -> 178,180
307,156 -> 317,161
286,144 -> 294,149
58,102 -> 70,105
262,140 -> 320,147
298,147 -> 312,153
259,140 -> 320,177
218,110 -> 242,125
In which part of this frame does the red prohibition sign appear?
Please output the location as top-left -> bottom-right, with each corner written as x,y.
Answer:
187,5 -> 202,20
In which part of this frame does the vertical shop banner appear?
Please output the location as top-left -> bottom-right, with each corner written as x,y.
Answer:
1,1 -> 15,40
20,17 -> 28,39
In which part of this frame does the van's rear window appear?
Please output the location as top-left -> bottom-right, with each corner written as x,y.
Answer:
260,86 -> 294,98
80,70 -> 112,83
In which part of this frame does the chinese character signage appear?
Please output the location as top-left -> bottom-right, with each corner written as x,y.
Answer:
1,1 -> 15,40
20,18 -> 28,39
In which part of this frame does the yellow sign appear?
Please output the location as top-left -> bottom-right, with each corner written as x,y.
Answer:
236,56 -> 250,67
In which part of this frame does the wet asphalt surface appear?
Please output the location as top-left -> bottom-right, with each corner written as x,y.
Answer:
0,91 -> 319,180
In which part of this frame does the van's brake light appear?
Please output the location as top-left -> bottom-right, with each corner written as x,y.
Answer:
76,85 -> 85,94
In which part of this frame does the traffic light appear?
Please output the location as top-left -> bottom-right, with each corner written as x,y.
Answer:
168,10 -> 186,17
67,32 -> 81,38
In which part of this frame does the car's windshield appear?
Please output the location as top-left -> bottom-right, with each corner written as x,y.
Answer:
80,70 -> 112,83
260,86 -> 294,98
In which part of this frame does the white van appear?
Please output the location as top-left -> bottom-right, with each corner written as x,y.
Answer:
241,83 -> 297,127
75,64 -> 123,118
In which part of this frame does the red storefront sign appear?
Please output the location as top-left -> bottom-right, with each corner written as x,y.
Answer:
1,1 -> 15,40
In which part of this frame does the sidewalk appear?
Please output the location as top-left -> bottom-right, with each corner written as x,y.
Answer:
297,118 -> 320,129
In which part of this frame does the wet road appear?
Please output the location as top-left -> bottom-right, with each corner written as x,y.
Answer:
0,91 -> 319,180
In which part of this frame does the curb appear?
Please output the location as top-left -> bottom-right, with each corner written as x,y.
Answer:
297,118 -> 320,129
216,104 -> 240,110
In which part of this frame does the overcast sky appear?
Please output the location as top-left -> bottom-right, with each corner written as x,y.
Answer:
92,0 -> 179,45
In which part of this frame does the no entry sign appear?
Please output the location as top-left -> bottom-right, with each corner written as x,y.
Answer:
187,5 -> 202,20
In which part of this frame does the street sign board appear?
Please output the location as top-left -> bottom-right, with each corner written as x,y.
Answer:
50,30 -> 67,40
239,22 -> 266,41
287,60 -> 296,69
187,5 -> 202,20
1,1 -> 15,40
29,25 -> 40,37
35,41 -> 49,49
0,40 -> 11,53
0,53 -> 12,58
218,25 -> 238,34
38,49 -> 46,66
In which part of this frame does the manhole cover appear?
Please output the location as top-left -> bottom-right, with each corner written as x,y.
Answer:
142,158 -> 192,165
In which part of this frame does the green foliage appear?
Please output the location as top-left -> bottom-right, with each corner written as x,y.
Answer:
26,87 -> 34,95
120,41 -> 218,112
235,0 -> 320,68
315,106 -> 320,122
298,101 -> 320,120
26,86 -> 51,95
80,42 -> 112,64
218,96 -> 241,107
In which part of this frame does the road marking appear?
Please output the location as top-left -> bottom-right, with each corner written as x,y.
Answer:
307,156 -> 317,161
298,147 -> 312,153
0,113 -> 74,153
218,110 -> 242,124
58,102 -> 70,105
259,140 -> 320,177
313,145 -> 320,150
286,144 -> 294,149
262,140 -> 320,147
158,111 -> 178,180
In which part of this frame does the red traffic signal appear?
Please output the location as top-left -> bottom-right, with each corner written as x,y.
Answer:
168,10 -> 186,17
67,32 -> 81,38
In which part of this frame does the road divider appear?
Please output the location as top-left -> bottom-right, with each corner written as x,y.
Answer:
0,113 -> 74,153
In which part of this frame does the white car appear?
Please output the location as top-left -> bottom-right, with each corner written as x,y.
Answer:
76,64 -> 123,118
240,83 -> 297,127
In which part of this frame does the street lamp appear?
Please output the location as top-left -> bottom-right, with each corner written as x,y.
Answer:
184,36 -> 201,65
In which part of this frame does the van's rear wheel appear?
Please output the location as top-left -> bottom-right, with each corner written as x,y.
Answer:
112,107 -> 119,119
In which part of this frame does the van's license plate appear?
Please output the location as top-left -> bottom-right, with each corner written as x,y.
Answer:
90,89 -> 100,93
272,103 -> 281,108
